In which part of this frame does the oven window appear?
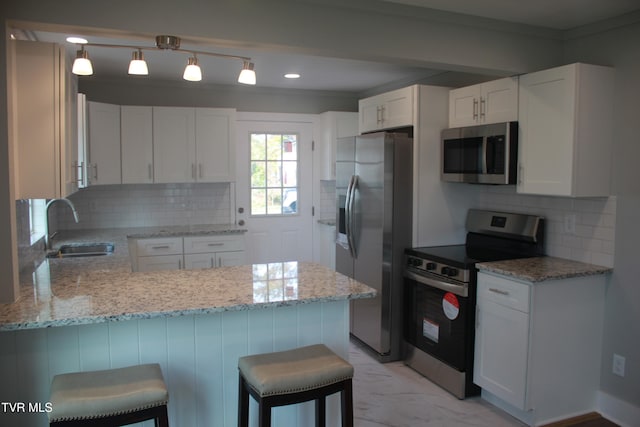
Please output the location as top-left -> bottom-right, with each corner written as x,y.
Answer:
442,137 -> 483,174
405,278 -> 469,370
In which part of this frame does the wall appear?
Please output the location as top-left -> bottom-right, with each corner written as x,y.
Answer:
562,17 -> 640,416
79,79 -> 359,115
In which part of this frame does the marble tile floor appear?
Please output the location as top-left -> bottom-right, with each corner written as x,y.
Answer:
349,339 -> 525,427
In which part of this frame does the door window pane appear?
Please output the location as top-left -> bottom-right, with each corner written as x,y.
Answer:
250,133 -> 298,216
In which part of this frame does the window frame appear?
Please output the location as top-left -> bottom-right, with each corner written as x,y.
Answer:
249,132 -> 300,217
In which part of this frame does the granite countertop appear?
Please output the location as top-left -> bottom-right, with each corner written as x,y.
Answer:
477,256 -> 612,283
0,227 -> 375,331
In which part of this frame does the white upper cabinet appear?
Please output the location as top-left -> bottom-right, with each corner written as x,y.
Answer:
517,63 -> 614,197
153,106 -> 195,183
153,107 -> 235,183
195,108 -> 236,182
318,111 -> 358,180
12,41 -> 68,199
448,77 -> 518,127
359,86 -> 413,133
121,106 -> 153,184
87,101 -> 122,185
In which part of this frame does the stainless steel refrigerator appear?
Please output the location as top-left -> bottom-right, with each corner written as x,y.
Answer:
335,132 -> 412,362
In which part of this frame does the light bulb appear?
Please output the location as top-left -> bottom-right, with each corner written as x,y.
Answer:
72,48 -> 93,76
238,61 -> 256,85
128,50 -> 148,75
183,56 -> 202,81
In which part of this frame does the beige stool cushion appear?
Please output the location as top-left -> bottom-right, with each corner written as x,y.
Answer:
238,344 -> 354,397
49,363 -> 168,422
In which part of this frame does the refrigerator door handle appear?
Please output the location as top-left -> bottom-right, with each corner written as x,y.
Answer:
346,175 -> 359,258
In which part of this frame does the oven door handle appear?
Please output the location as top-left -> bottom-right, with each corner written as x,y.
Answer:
404,270 -> 469,297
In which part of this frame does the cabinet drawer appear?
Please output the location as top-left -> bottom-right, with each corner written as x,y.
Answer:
136,237 -> 183,256
183,235 -> 244,254
137,254 -> 183,272
478,273 -> 530,313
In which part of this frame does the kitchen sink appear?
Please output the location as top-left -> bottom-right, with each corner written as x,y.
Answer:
47,243 -> 115,258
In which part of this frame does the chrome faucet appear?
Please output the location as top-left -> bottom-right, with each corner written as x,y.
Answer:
45,198 -> 80,250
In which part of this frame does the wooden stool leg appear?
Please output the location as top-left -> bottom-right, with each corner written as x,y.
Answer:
315,396 -> 326,427
341,379 -> 354,427
238,374 -> 250,427
258,399 -> 271,427
156,404 -> 169,427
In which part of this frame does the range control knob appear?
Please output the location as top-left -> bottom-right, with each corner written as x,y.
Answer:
441,267 -> 459,277
407,257 -> 421,267
425,262 -> 437,271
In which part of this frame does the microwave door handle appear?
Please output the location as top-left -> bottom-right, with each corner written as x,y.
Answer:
482,136 -> 488,174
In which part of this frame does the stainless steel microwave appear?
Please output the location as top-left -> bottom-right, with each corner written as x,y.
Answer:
441,121 -> 518,185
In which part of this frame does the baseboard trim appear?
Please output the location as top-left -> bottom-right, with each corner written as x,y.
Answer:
596,391 -> 640,427
540,412 -> 608,427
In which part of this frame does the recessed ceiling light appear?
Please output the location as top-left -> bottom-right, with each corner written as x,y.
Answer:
66,36 -> 88,44
284,73 -> 301,79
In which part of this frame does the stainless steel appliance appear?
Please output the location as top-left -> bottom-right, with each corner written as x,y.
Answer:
403,209 -> 544,398
441,121 -> 518,184
336,132 -> 413,362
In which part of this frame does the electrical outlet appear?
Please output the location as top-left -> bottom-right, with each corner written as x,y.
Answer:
564,214 -> 576,234
613,354 -> 626,377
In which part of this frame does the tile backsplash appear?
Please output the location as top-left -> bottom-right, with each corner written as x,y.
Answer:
55,183 -> 234,231
319,180 -> 336,221
26,181 -> 616,270
477,186 -> 616,267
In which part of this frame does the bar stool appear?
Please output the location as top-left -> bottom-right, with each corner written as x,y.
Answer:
238,344 -> 354,427
48,363 -> 169,426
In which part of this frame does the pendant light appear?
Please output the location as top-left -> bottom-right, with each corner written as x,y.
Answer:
238,60 -> 256,85
183,55 -> 202,81
72,46 -> 93,76
128,49 -> 148,75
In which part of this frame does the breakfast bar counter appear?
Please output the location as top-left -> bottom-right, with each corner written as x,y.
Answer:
0,228 -> 374,427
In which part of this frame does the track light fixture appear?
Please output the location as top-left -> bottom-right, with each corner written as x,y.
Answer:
71,34 -> 256,84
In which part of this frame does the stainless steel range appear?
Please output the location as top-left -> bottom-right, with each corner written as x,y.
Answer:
403,209 -> 544,399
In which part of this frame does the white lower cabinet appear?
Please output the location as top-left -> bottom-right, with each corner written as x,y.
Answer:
137,254 -> 183,272
183,235 -> 246,269
474,271 -> 607,426
184,251 -> 246,269
130,234 -> 245,272
474,275 -> 530,409
131,237 -> 184,272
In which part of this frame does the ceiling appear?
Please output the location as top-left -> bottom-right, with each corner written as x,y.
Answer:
384,0 -> 640,30
15,0 -> 640,92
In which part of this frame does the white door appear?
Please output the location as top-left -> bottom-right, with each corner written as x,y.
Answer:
236,113 -> 314,264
